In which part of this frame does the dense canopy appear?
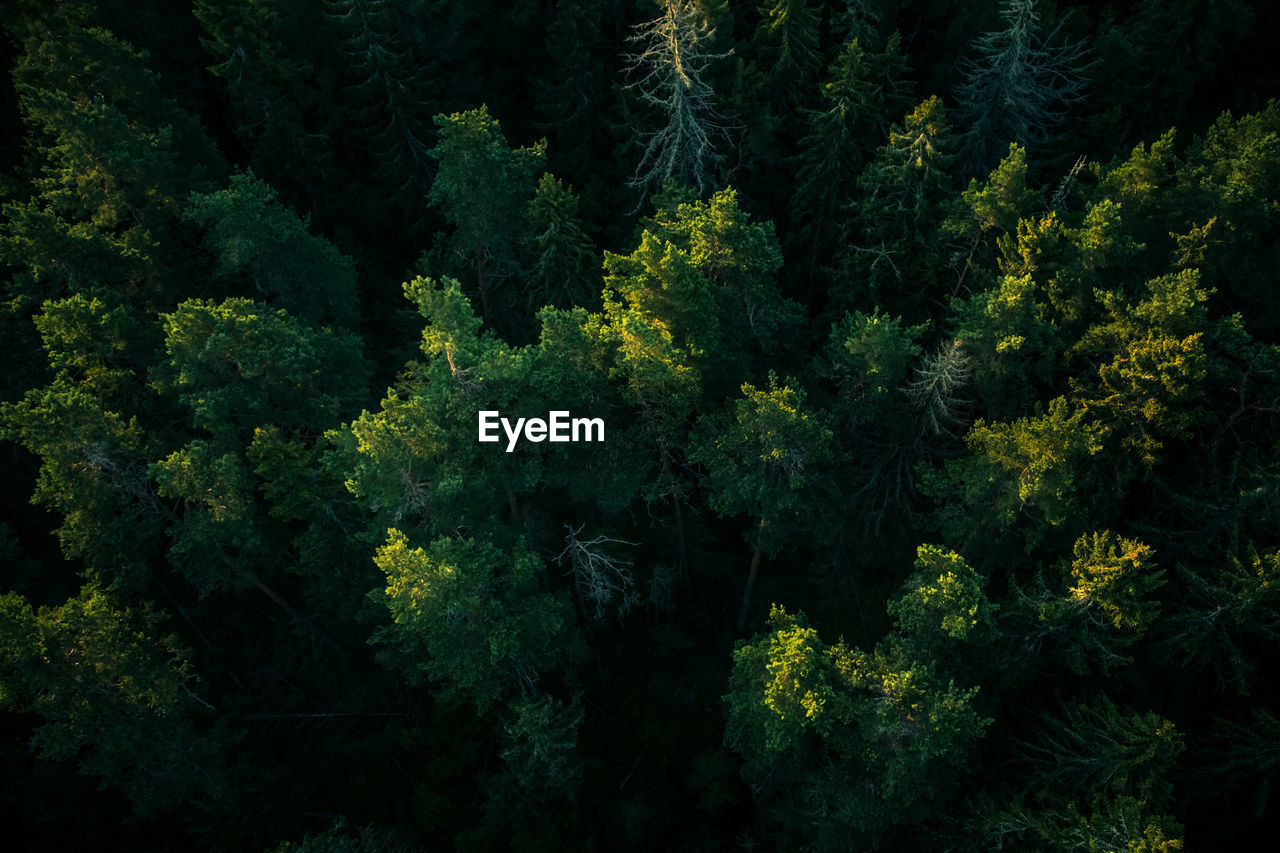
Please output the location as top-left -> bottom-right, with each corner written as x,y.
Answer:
2,1 -> 1279,850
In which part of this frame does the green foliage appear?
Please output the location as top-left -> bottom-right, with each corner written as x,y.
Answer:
955,144 -> 1046,238
0,585 -> 226,819
724,604 -> 991,848
964,396 -> 1107,531
888,544 -> 997,650
185,173 -> 361,328
1007,531 -> 1162,675
520,173 -> 598,311
977,792 -> 1184,852
598,186 -> 796,411
1067,532 -> 1162,632
499,693 -> 585,799
0,18 -> 222,322
789,36 -> 910,276
830,95 -> 957,318
690,373 -> 834,553
325,0 -> 433,216
152,297 -> 368,439
4,5 -> 1280,849
428,106 -> 545,325
2,369 -> 164,589
1015,694 -> 1184,804
371,530 -> 577,712
753,0 -> 823,110
1160,546 -> 1280,693
194,0 -> 327,207
825,309 -> 924,415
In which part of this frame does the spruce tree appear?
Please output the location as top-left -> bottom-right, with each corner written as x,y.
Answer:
953,0 -> 1091,175
625,0 -> 732,200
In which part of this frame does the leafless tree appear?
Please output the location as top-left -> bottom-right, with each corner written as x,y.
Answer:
625,0 -> 732,201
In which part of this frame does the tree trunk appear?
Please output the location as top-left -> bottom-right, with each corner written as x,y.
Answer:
475,243 -> 492,324
661,456 -> 691,595
568,563 -> 603,670
673,493 -> 691,595
737,518 -> 768,632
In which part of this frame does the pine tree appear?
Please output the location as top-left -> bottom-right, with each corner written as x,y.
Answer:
753,0 -> 823,112
953,0 -> 1091,175
0,584 -> 227,819
690,374 -> 835,630
789,36 -> 909,279
625,0 -> 732,200
520,174 -> 599,312
830,95 -> 957,319
324,0 -> 434,221
427,107 -> 545,329
194,0 -> 329,209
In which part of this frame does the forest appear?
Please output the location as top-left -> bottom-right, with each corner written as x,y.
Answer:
2,0 -> 1279,850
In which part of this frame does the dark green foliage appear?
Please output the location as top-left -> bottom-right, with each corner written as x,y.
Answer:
724,604 -> 990,848
953,0 -> 1091,175
5,4 -> 1280,850
324,0 -> 433,219
152,297 -> 368,438
371,531 -> 577,712
521,173 -> 599,312
0,584 -> 227,819
789,35 -> 910,281
427,106 -> 545,327
828,95 -> 958,319
185,173 -> 361,329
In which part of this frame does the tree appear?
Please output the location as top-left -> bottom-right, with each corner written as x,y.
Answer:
0,584 -> 227,819
427,106 -> 545,328
324,0 -> 434,221
1006,531 -> 1163,675
887,544 -> 998,658
1014,694 -> 1184,804
625,0 -> 732,199
149,296 -> 369,638
953,0 -> 1091,175
1,19 -> 222,312
339,277 -> 545,540
194,0 -> 330,212
520,173 -> 599,312
829,95 -> 957,319
1159,546 -> 1280,693
371,531 -> 578,712
1,297 -> 166,591
752,0 -> 823,113
690,374 -> 834,630
185,173 -> 362,329
723,605 -> 991,849
789,36 -> 910,279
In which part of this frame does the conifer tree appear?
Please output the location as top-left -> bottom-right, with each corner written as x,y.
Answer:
520,174 -> 599,312
789,36 -> 909,278
427,107 -> 545,328
690,375 -> 834,630
953,0 -> 1091,175
625,0 -> 732,200
830,95 -> 957,319
194,0 -> 328,208
753,0 -> 823,112
0,584 -> 227,819
723,604 -> 990,848
324,0 -> 434,220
